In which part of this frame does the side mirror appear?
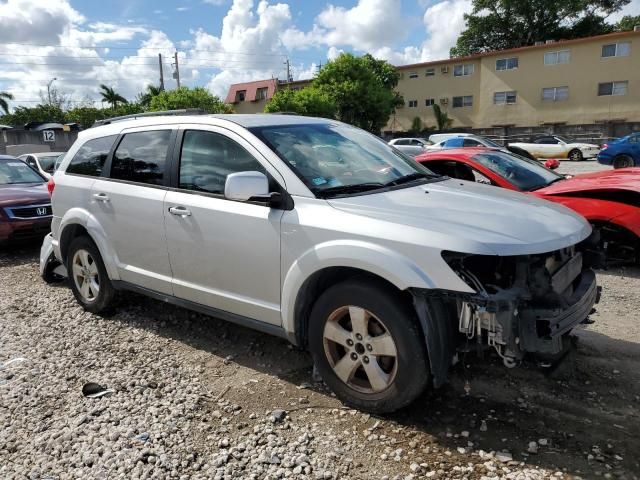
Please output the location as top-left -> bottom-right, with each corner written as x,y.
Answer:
224,171 -> 272,203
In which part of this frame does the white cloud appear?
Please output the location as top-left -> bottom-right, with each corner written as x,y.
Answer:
203,0 -> 228,5
607,0 -> 640,23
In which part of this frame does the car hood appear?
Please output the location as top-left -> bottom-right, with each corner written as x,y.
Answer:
536,168 -> 640,195
0,182 -> 49,207
328,179 -> 591,256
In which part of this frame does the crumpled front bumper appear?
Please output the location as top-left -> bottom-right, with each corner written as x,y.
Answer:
518,268 -> 600,356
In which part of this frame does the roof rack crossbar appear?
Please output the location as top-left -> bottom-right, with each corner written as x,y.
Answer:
92,109 -> 207,127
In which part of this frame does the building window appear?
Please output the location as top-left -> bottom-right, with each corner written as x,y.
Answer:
408,100 -> 418,108
602,42 -> 631,58
542,86 -> 569,101
598,81 -> 628,96
453,64 -> 474,76
452,95 -> 473,108
544,50 -> 570,65
496,57 -> 518,70
425,68 -> 435,76
235,90 -> 246,102
425,98 -> 435,106
409,71 -> 419,79
256,87 -> 268,100
494,91 -> 517,105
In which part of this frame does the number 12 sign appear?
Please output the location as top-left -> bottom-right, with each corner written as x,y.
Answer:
43,130 -> 55,142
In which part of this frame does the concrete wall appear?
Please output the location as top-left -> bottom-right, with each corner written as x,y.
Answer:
0,129 -> 78,156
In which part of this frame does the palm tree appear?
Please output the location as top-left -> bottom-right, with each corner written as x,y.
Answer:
432,103 -> 453,131
0,91 -> 14,115
137,84 -> 163,108
99,84 -> 128,109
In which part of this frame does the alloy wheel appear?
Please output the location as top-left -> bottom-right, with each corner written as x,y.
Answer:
323,306 -> 398,393
71,249 -> 100,302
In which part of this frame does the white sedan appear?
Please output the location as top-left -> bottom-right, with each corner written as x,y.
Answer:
508,135 -> 600,161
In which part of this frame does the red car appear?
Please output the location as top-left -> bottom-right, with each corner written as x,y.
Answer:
0,156 -> 52,245
416,148 -> 640,264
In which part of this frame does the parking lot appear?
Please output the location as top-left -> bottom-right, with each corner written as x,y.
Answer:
1,160 -> 639,480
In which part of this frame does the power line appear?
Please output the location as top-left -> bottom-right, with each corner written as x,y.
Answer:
0,41 -> 293,57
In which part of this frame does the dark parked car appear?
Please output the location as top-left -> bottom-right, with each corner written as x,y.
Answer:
0,156 -> 52,245
598,133 -> 640,168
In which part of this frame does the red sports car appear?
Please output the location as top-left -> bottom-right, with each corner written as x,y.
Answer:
416,147 -> 640,264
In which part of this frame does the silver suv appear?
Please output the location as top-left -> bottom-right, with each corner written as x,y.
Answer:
43,113 -> 599,413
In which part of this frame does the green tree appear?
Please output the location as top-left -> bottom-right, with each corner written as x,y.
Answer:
0,104 -> 65,126
99,84 -> 128,109
432,104 -> 453,131
410,116 -> 423,134
313,53 -> 400,133
137,84 -> 163,108
0,91 -> 13,115
264,87 -> 337,118
451,0 -> 630,57
65,106 -> 107,128
616,15 -> 640,31
149,87 -> 233,113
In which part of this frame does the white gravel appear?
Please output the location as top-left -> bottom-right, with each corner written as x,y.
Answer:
1,159 -> 639,479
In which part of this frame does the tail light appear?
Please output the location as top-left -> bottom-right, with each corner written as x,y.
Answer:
47,177 -> 55,197
601,144 -> 608,150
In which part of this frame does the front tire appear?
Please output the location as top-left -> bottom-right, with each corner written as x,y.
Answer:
568,149 -> 583,162
308,279 -> 430,413
66,236 -> 116,314
613,155 -> 634,169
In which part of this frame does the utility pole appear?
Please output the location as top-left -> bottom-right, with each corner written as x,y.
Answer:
173,52 -> 181,89
284,58 -> 291,83
158,53 -> 165,91
315,62 -> 323,76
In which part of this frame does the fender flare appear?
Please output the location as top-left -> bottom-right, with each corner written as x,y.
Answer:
281,239 -> 437,341
58,208 -> 121,280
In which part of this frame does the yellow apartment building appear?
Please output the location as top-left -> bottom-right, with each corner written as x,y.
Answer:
225,30 -> 640,134
390,30 -> 640,133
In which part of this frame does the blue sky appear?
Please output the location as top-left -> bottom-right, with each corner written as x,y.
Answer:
0,0 -> 638,108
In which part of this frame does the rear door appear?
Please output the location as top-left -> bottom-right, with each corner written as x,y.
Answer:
91,126 -> 176,294
163,125 -> 285,325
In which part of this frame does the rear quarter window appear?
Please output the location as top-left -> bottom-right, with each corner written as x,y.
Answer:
66,135 -> 117,177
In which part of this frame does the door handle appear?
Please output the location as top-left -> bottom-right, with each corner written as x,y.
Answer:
93,193 -> 110,202
168,206 -> 192,217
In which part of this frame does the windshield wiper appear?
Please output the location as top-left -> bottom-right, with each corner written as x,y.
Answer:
316,183 -> 386,198
383,172 -> 440,187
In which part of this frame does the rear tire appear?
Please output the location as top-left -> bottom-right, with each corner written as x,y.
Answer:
613,155 -> 634,169
66,236 -> 116,314
308,278 -> 430,413
568,149 -> 583,162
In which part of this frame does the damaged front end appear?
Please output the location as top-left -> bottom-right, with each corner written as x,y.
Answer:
412,237 -> 601,387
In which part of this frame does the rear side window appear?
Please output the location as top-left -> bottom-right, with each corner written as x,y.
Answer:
110,130 -> 171,185
66,135 -> 117,176
179,130 -> 265,195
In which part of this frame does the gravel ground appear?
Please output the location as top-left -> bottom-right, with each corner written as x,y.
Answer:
2,159 -> 639,480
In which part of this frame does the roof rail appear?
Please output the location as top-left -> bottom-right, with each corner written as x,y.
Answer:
92,109 -> 207,127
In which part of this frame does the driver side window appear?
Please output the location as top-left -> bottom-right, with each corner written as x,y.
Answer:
179,130 -> 266,195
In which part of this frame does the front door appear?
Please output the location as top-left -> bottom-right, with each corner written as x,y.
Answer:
164,127 -> 284,325
91,127 -> 175,294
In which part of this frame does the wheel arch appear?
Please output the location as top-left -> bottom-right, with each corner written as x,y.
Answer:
281,240 -> 437,346
57,209 -> 120,280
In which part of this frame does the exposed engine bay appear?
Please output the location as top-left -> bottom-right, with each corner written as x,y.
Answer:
411,235 -> 602,386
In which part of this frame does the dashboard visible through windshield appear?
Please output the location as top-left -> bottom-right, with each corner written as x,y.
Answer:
250,123 -> 440,197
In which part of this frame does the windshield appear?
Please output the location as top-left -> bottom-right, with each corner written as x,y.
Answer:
479,137 -> 502,148
472,151 -> 563,191
53,153 -> 66,172
37,154 -> 59,173
0,160 -> 45,185
554,135 -> 575,144
250,123 -> 438,197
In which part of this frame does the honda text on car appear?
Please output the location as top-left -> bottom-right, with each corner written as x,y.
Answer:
42,113 -> 600,413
